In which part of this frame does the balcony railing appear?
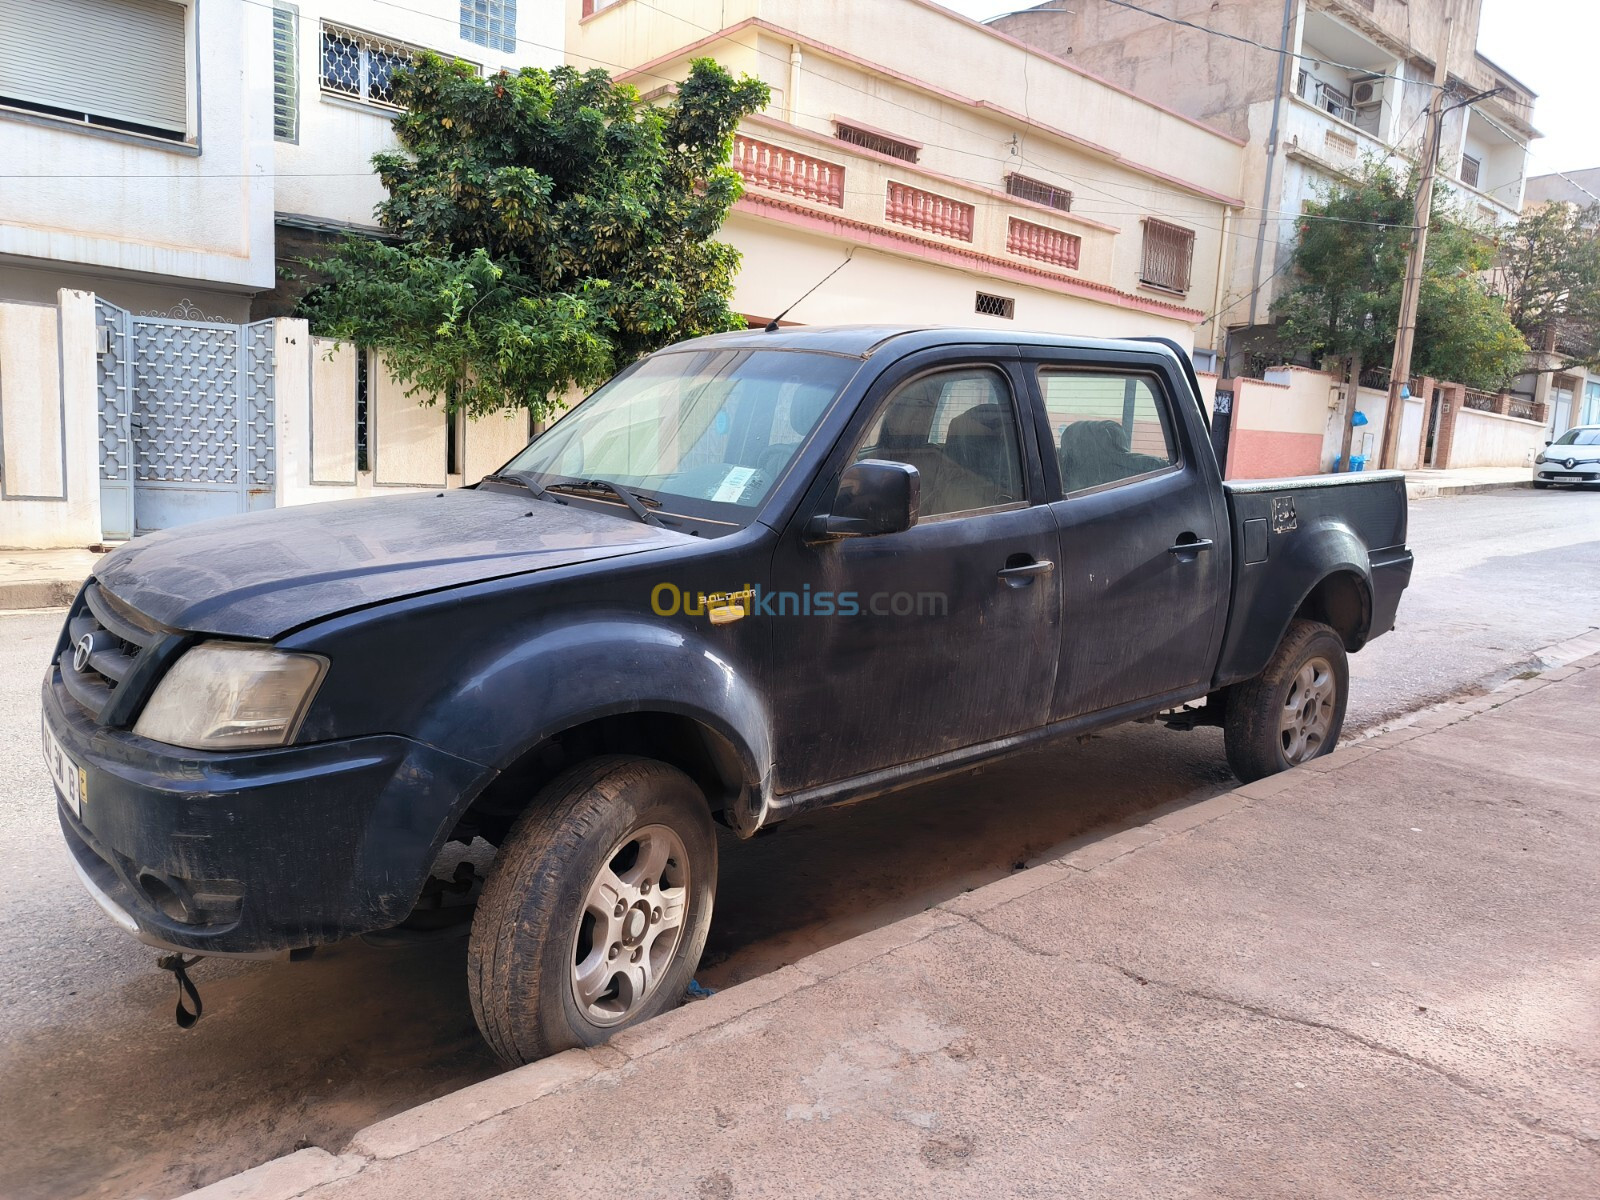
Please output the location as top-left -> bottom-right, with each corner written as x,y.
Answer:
1462,388 -> 1499,413
732,136 -> 846,208
1007,217 -> 1081,269
885,181 -> 975,242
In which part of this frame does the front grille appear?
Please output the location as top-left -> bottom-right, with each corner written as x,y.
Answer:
59,583 -> 162,723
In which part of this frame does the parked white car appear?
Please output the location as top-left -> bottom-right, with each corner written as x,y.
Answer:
1533,426 -> 1600,488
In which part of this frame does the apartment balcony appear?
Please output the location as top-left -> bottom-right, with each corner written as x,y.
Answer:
727,117 -> 1123,293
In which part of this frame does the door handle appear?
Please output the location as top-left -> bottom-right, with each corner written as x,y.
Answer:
997,558 -> 1055,584
1168,537 -> 1214,557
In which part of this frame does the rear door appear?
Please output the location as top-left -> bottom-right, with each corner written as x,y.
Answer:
1031,353 -> 1230,720
767,350 -> 1059,792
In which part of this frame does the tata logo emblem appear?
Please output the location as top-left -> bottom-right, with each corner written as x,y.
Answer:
72,634 -> 95,674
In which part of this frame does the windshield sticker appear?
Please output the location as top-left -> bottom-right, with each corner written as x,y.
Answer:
711,467 -> 757,503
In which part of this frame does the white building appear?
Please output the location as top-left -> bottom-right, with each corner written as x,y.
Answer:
0,0 -> 559,318
0,0 -> 557,547
993,0 -> 1539,376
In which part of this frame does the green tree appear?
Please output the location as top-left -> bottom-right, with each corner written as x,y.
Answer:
1492,201 -> 1600,375
1273,161 -> 1528,393
299,55 -> 769,418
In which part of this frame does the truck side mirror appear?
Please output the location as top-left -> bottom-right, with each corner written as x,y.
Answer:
810,460 -> 920,539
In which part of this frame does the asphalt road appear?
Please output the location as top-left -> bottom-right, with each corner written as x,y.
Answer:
1,488 -> 1596,1200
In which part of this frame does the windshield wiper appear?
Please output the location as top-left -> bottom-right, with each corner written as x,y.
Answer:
545,479 -> 665,527
484,469 -> 563,503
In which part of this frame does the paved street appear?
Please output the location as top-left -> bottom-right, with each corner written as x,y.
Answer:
1,489 -> 1597,1200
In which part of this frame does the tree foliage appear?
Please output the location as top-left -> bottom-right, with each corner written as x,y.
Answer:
1491,201 -> 1600,374
1273,161 -> 1528,390
299,55 -> 769,417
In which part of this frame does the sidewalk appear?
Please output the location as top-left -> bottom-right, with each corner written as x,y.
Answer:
1405,465 -> 1533,498
190,634 -> 1600,1200
0,548 -> 101,610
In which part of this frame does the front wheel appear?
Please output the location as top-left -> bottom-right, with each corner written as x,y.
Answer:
1532,480 -> 1552,489
1224,619 -> 1349,783
468,756 -> 717,1066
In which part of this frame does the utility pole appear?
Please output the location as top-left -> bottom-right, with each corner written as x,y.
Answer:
1380,16 -> 1454,469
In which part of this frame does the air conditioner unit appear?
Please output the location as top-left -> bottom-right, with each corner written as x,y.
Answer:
1352,76 -> 1385,107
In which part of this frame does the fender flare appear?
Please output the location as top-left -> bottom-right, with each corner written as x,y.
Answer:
413,617 -> 776,834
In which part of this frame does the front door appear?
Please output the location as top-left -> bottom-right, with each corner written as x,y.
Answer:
1034,359 -> 1229,721
768,357 -> 1059,793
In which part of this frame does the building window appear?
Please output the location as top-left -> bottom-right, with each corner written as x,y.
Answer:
321,23 -> 420,109
0,0 -> 188,141
1004,173 -> 1072,213
460,0 -> 515,52
273,4 -> 299,142
834,120 -> 920,163
1139,219 -> 1196,294
975,292 -> 1015,319
1461,154 -> 1482,189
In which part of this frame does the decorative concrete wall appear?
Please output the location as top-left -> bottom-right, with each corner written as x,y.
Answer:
0,292 -> 101,549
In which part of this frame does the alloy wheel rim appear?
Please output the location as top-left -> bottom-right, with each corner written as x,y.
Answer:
1279,655 -> 1336,764
570,823 -> 690,1026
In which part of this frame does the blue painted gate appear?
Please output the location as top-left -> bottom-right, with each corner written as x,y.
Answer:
96,300 -> 276,539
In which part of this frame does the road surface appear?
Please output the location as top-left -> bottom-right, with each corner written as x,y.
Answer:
0,489 -> 1595,1200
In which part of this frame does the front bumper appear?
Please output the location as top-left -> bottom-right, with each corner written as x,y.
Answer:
1534,461 -> 1600,484
44,669 -> 495,955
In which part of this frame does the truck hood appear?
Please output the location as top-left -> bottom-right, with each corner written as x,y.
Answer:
96,488 -> 689,639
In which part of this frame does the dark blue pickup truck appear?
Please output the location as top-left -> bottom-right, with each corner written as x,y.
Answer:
43,326 -> 1412,1064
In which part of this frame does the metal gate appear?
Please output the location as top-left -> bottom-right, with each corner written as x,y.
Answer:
96,300 -> 276,539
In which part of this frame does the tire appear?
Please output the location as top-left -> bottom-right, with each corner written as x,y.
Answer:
1532,480 -> 1551,489
468,755 -> 717,1066
1224,619 -> 1349,784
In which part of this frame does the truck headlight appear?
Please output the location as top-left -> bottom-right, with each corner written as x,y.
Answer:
134,642 -> 327,750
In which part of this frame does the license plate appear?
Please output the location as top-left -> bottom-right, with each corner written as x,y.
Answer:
42,716 -> 86,819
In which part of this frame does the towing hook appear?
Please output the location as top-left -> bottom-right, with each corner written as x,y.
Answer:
155,953 -> 205,1029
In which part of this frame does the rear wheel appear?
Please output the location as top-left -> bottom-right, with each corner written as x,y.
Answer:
468,756 -> 717,1066
1224,619 -> 1348,783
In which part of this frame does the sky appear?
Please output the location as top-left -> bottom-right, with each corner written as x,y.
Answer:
938,0 -> 1600,175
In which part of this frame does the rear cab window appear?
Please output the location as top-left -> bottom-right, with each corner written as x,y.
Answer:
1038,370 -> 1179,495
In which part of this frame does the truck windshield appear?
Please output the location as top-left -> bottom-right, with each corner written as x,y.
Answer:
498,348 -> 858,525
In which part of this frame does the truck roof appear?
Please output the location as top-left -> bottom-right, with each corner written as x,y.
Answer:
659,324 -> 1190,362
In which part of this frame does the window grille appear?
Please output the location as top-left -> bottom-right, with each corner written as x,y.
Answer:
460,0 -> 515,52
1461,154 -> 1482,189
1004,172 -> 1072,213
834,121 -> 919,163
321,22 -> 420,108
1139,219 -> 1195,294
273,5 -> 298,141
975,292 -> 1015,319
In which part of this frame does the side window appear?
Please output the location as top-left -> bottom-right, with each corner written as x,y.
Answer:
852,367 -> 1024,518
1041,371 -> 1177,494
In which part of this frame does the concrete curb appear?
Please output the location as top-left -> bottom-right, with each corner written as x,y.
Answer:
173,636 -> 1600,1200
0,579 -> 81,610
1405,479 -> 1532,500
